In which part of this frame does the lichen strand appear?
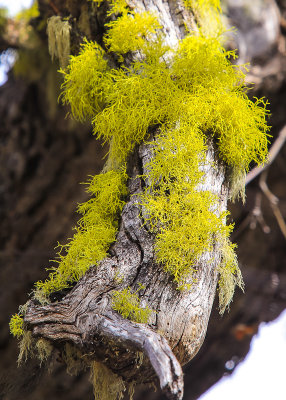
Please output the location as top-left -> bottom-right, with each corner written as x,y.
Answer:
112,286 -> 154,323
47,16 -> 71,68
90,360 -> 126,400
34,170 -> 128,303
56,0 -> 269,308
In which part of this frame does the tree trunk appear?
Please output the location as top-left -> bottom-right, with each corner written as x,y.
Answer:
15,0 -> 231,398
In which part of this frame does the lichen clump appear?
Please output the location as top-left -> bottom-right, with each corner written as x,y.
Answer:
10,0 -> 270,338
9,313 -> 24,338
34,169 -> 128,303
112,286 -> 154,323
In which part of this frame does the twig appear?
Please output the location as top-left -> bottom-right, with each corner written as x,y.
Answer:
259,170 -> 286,239
245,125 -> 286,186
249,192 -> 271,234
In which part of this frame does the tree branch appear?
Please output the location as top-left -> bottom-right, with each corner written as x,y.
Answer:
245,125 -> 286,185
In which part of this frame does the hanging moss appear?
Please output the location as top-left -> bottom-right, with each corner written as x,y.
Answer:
47,16 -> 71,68
90,360 -> 126,400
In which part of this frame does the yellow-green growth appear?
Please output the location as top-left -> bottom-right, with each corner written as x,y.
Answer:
47,16 -> 71,68
140,122 -> 234,291
10,0 -> 270,340
90,360 -> 126,400
18,331 -> 33,365
184,0 -> 223,36
60,39 -> 109,121
104,10 -> 162,60
61,25 -> 269,172
218,239 -> 244,313
112,286 -> 153,323
34,170 -> 128,303
35,338 -> 53,364
63,343 -> 87,376
9,314 -> 24,338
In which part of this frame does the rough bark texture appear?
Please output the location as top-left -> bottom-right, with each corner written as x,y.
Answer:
1,0 -> 286,400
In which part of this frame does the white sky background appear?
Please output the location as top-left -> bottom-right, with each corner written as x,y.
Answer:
1,1 -> 286,399
0,0 -> 33,16
199,310 -> 286,400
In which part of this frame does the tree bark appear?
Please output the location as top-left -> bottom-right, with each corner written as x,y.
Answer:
11,0 -> 227,398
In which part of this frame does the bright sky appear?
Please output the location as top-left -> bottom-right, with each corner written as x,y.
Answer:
0,0 -> 33,16
200,309 -> 286,400
1,1 -> 286,399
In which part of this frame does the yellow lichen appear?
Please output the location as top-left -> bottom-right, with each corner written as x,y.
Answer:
112,285 -> 153,324
9,314 -> 24,338
34,169 -> 128,303
104,9 -> 162,60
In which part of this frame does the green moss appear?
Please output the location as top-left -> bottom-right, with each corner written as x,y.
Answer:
112,285 -> 153,323
34,170 -> 128,303
218,238 -> 244,313
35,338 -> 53,364
17,331 -> 33,365
63,343 -> 87,376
